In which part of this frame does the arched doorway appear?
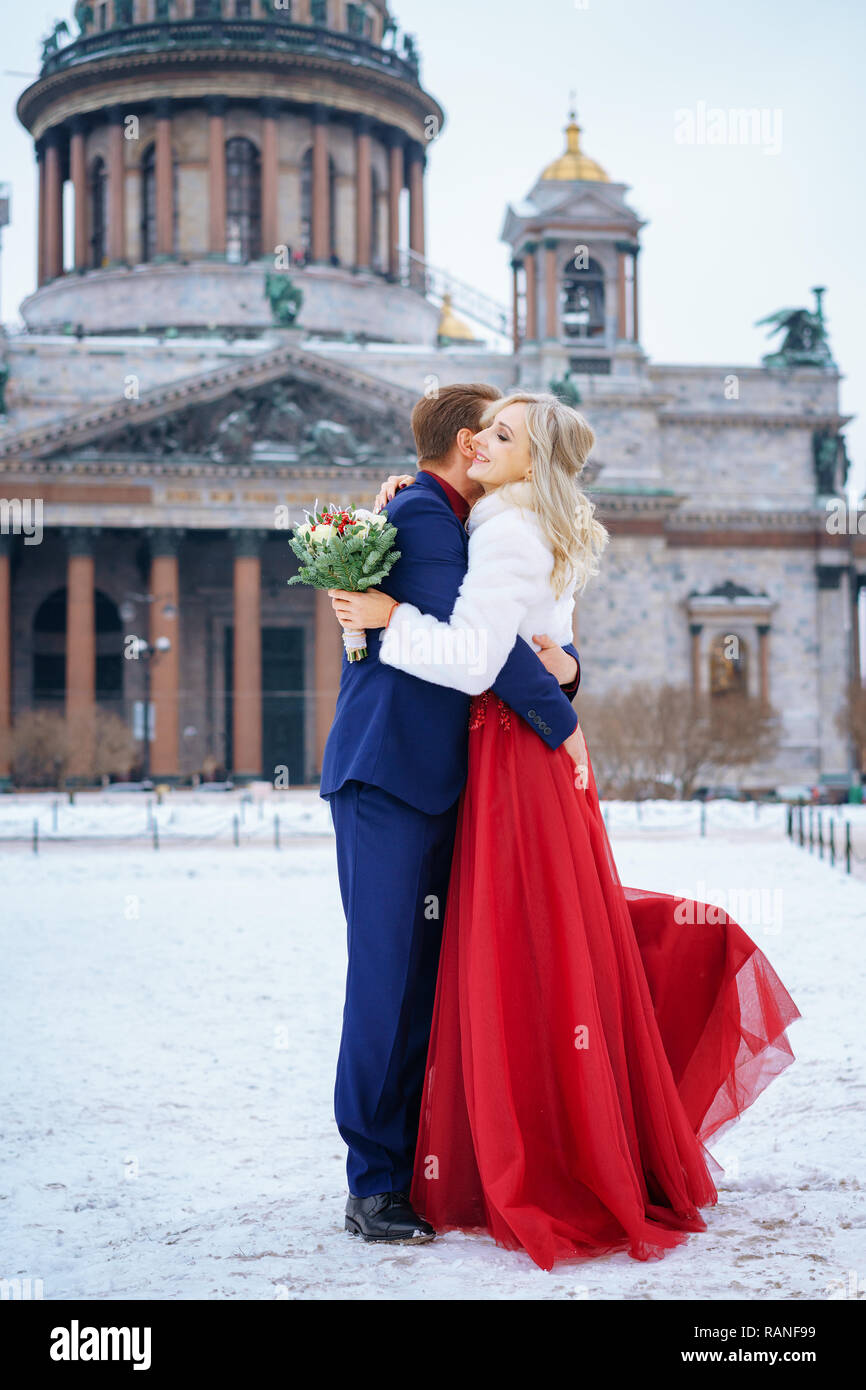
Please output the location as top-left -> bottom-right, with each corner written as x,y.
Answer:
561,255 -> 605,338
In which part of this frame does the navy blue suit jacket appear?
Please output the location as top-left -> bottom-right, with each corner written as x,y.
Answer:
319,470 -> 580,815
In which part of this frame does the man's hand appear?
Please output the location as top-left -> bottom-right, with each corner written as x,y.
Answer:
562,723 -> 589,791
373,474 -> 416,513
533,633 -> 578,687
328,588 -> 397,629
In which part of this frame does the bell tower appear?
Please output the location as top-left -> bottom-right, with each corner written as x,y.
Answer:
501,108 -> 646,388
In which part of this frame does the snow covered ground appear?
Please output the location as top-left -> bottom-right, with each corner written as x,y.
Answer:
1,796 -> 864,1301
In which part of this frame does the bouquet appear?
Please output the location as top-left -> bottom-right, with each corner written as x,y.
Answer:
287,501 -> 401,661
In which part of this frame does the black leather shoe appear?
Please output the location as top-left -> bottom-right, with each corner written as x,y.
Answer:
345,1190 -> 436,1243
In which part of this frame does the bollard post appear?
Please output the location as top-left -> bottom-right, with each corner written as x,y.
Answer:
52,800 -> 59,832
33,818 -> 39,854
829,818 -> 835,868
785,804 -> 792,839
700,801 -> 706,838
818,810 -> 823,860
274,813 -> 280,850
233,813 -> 240,847
846,821 -> 852,875
798,804 -> 804,847
808,805 -> 814,852
147,798 -> 153,831
153,817 -> 159,850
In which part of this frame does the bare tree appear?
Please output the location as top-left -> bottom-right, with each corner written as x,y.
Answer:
579,683 -> 781,799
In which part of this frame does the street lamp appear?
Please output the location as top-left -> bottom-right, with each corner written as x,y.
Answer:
138,635 -> 171,783
122,591 -> 176,785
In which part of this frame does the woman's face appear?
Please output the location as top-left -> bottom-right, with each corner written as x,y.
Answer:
467,402 -> 533,490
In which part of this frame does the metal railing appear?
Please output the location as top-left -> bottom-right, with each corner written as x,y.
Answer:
395,249 -> 514,340
39,19 -> 420,85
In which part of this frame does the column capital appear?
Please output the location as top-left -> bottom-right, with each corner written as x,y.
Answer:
42,125 -> 63,149
153,98 -> 173,120
756,623 -> 771,636
35,139 -> 45,162
523,239 -> 539,255
106,104 -> 127,127
146,526 -> 185,557
231,528 -> 267,557
355,114 -> 373,135
0,531 -> 14,556
689,622 -> 703,636
259,97 -> 281,119
63,526 -> 100,555
69,114 -> 87,137
207,96 -> 228,117
543,237 -> 559,251
311,103 -> 331,126
510,256 -> 524,271
614,239 -> 638,255
405,139 -> 426,167
384,126 -> 405,150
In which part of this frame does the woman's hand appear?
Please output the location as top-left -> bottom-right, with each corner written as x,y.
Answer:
373,474 -> 415,513
328,588 -> 397,630
562,723 -> 589,791
532,633 -> 578,686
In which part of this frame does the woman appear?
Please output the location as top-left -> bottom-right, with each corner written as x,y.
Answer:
329,391 -> 800,1271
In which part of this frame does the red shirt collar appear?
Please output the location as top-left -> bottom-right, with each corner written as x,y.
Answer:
420,468 -> 471,523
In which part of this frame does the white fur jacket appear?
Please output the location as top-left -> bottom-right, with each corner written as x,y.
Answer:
378,479 -> 576,695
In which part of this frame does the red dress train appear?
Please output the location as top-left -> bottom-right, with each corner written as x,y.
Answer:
409,692 -> 801,1271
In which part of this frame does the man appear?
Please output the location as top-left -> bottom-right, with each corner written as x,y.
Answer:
319,383 -> 583,1243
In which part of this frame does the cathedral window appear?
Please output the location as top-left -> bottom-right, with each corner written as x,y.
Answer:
225,137 -> 262,262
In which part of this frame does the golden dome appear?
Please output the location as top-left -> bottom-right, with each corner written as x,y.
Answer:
437,293 -> 476,342
541,111 -> 609,183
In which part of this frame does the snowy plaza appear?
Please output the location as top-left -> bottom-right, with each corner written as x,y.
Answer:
1,792 -> 864,1301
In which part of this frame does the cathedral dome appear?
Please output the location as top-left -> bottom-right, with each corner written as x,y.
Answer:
541,112 -> 609,183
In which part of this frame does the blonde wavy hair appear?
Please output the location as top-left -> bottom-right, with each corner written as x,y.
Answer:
477,390 -> 609,597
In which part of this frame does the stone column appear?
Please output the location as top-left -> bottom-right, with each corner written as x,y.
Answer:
354,115 -> 372,270
70,118 -> 89,271
36,143 -> 46,287
689,622 -> 702,701
314,588 -> 344,773
155,99 -> 174,257
387,131 -> 403,279
148,530 -> 182,780
107,106 -> 126,263
757,624 -> 770,705
615,243 -> 627,339
0,535 -> 11,784
632,247 -> 640,342
523,241 -> 538,342
510,257 -> 522,353
543,238 -> 558,339
65,529 -> 97,778
43,129 -> 64,281
407,141 -> 425,270
207,97 -> 227,256
311,105 -> 331,263
232,531 -> 262,780
260,98 -> 279,257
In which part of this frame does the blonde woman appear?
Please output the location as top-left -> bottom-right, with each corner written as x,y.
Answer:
329,391 -> 799,1271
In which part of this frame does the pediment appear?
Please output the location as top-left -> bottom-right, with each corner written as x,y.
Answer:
0,340 -> 418,466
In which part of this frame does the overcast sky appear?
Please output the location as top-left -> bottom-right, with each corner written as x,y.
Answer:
2,0 -> 863,494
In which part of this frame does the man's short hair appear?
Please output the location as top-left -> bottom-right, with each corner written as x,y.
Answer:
411,383 -> 503,464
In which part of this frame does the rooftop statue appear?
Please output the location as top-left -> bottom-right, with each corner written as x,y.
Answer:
756,285 -> 835,368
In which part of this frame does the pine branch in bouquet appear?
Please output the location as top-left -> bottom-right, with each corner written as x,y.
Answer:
287,502 -> 401,661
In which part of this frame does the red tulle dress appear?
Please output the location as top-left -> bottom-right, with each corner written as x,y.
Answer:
409,691 -> 801,1270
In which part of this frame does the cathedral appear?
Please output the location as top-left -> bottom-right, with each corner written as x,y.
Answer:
0,0 -> 858,793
